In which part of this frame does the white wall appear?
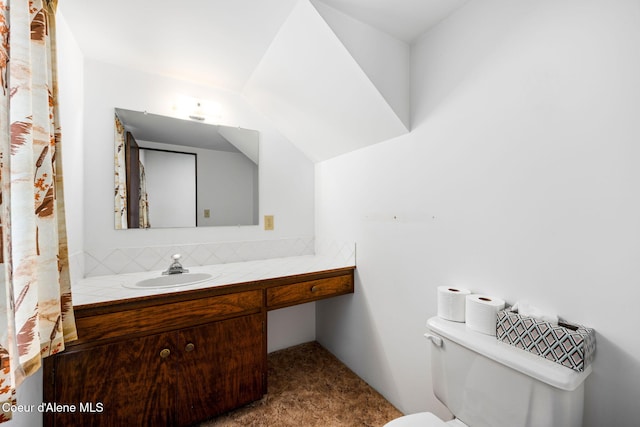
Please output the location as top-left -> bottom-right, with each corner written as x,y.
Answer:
195,150 -> 258,227
268,303 -> 316,353
57,13 -> 85,277
316,1 -> 640,426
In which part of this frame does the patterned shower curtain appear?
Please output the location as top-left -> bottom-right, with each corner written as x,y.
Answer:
114,114 -> 128,229
0,0 -> 78,422
114,115 -> 151,229
139,161 -> 150,228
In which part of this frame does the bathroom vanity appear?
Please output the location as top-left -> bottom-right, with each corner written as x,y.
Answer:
43,260 -> 354,427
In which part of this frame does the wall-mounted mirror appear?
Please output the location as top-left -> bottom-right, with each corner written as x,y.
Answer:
114,108 -> 259,229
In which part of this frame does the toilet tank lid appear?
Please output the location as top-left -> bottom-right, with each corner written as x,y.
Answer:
427,317 -> 592,391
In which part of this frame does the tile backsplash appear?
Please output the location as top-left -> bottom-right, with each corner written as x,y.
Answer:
82,237 -> 355,278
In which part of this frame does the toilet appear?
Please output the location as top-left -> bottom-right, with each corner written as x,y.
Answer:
385,316 -> 592,427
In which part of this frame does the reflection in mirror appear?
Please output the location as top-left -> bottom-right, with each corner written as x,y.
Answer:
114,108 -> 259,229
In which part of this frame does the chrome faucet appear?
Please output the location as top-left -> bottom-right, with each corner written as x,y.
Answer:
162,254 -> 189,275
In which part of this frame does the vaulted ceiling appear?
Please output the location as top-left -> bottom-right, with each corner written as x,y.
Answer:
59,0 -> 468,161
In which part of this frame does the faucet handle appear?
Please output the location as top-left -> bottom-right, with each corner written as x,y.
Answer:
162,253 -> 188,275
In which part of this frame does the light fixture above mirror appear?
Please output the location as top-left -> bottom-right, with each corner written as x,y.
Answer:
173,96 -> 222,124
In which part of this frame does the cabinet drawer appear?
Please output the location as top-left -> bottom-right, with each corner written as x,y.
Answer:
75,290 -> 262,344
266,274 -> 353,309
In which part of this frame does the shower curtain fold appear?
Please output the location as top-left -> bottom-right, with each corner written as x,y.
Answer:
0,0 -> 78,422
139,161 -> 150,228
114,114 -> 128,229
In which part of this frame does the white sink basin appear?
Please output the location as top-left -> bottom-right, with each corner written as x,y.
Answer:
124,273 -> 214,289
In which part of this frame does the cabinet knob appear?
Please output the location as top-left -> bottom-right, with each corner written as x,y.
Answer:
185,343 -> 195,352
159,348 -> 171,359
310,285 -> 319,293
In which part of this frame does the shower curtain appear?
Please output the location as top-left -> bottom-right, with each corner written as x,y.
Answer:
114,114 -> 128,229
139,161 -> 150,228
0,0 -> 77,422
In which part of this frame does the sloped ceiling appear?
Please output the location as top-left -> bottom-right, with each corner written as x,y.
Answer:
115,108 -> 259,164
242,0 -> 409,162
58,0 -> 298,92
59,0 -> 468,162
317,0 -> 468,42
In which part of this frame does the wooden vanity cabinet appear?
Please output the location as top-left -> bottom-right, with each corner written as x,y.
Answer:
44,291 -> 266,427
44,267 -> 355,427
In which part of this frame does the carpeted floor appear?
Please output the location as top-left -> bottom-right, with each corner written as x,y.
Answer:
201,341 -> 403,427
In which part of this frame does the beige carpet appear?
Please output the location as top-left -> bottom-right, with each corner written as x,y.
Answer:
202,341 -> 403,427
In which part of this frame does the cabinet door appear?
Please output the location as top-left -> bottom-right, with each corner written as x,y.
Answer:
175,313 -> 265,426
46,331 -> 175,427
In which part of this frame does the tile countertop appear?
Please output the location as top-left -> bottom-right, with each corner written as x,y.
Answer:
72,255 -> 356,307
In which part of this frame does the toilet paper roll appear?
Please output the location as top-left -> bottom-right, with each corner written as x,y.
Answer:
465,294 -> 506,336
437,286 -> 471,322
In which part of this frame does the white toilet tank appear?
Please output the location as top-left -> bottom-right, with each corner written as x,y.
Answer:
427,317 -> 592,427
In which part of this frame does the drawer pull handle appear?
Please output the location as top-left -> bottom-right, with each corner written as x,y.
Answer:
185,343 -> 195,352
310,285 -> 319,293
159,348 -> 171,359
